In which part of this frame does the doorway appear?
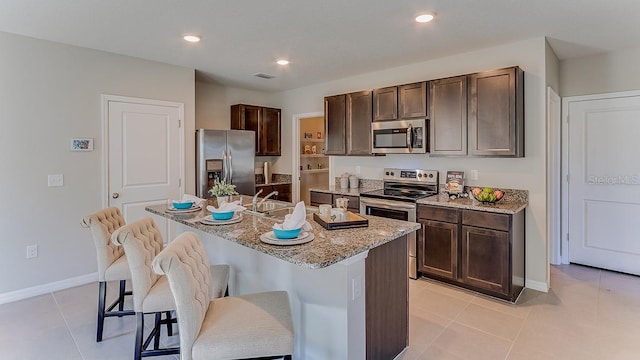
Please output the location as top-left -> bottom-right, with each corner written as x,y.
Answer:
102,95 -> 185,243
292,112 -> 330,204
562,90 -> 640,275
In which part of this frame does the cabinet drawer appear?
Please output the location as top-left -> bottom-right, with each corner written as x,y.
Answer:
418,205 -> 458,223
462,210 -> 510,232
310,191 -> 332,205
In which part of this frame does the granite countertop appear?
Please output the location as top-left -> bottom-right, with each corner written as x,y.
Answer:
417,193 -> 527,214
147,204 -> 420,269
309,185 -> 381,196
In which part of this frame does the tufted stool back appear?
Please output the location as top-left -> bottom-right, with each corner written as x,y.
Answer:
111,217 -> 165,312
152,232 -> 212,358
82,207 -> 127,281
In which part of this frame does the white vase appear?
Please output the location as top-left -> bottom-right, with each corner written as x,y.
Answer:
216,196 -> 230,206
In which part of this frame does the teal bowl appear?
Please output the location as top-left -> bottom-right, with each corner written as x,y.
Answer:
173,201 -> 194,209
211,211 -> 234,220
273,227 -> 302,239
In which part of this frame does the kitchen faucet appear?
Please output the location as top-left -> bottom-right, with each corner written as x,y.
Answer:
252,189 -> 263,211
259,191 -> 278,207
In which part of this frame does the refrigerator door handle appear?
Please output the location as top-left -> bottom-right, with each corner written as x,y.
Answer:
228,150 -> 233,183
222,150 -> 228,182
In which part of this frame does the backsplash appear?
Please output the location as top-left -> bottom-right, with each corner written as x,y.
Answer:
256,173 -> 292,184
453,185 -> 528,203
333,177 -> 383,190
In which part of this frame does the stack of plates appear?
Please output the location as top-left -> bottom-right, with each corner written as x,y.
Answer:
166,205 -> 201,213
199,213 -> 243,225
260,231 -> 315,246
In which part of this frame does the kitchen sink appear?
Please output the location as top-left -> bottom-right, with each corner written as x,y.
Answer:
244,205 -> 315,220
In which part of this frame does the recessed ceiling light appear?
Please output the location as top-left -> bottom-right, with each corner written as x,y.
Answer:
276,59 -> 290,66
415,14 -> 434,23
183,35 -> 201,43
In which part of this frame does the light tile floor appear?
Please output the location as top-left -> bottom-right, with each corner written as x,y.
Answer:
1,264 -> 639,359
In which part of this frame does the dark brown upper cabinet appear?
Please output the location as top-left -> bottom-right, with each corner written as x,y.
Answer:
231,104 -> 281,156
324,94 -> 347,155
346,90 -> 373,155
372,86 -> 398,121
468,67 -> 524,157
398,82 -> 428,118
324,91 -> 373,156
373,82 -> 428,121
429,76 -> 468,155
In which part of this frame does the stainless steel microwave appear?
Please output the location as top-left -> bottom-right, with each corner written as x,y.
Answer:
371,119 -> 428,154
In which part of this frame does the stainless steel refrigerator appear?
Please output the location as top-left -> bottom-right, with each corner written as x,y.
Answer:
196,129 -> 256,198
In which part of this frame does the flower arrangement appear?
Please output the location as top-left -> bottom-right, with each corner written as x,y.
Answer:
208,180 -> 238,196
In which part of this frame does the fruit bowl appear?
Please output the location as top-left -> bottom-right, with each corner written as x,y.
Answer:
469,187 -> 504,204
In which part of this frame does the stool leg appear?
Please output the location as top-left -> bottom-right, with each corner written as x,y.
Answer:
165,311 -> 173,336
118,280 -> 126,314
135,312 -> 144,360
97,281 -> 107,342
154,312 -> 162,349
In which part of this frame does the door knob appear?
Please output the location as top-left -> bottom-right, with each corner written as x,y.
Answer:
112,192 -> 120,199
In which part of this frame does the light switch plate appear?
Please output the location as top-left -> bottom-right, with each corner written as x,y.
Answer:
470,170 -> 479,181
48,174 -> 63,187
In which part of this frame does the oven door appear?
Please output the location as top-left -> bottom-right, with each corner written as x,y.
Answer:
371,119 -> 427,154
359,197 -> 418,279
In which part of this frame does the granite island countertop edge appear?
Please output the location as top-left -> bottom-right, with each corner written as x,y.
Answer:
146,205 -> 420,269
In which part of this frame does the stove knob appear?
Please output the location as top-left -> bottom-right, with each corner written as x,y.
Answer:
385,171 -> 390,176
390,171 -> 395,176
428,173 -> 433,178
418,173 -> 423,178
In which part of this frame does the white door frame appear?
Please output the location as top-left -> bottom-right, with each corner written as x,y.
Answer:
547,87 -> 562,265
101,94 -> 186,208
292,112 -> 329,203
560,89 -> 640,264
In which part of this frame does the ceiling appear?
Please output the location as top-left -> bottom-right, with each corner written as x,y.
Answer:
2,0 -> 640,92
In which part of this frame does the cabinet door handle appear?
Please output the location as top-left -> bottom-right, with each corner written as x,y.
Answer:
112,192 -> 120,199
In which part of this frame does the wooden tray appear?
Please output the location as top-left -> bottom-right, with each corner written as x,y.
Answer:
313,211 -> 369,230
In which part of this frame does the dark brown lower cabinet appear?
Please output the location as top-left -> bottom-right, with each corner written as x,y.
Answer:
418,220 -> 458,280
309,191 -> 360,213
461,225 -> 509,294
417,204 -> 525,302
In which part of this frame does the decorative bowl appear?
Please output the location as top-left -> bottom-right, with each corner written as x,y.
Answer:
273,227 -> 302,239
211,211 -> 234,220
469,187 -> 504,204
172,201 -> 194,209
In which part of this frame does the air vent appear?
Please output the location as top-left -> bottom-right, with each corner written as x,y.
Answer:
253,73 -> 276,79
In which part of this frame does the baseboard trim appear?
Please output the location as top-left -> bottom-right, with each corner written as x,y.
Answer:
525,279 -> 549,293
0,272 -> 97,305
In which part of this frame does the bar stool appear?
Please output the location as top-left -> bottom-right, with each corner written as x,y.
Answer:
82,207 -> 134,342
112,217 -> 230,360
152,231 -> 294,360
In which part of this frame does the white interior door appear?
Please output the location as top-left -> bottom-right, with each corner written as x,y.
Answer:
106,96 -> 184,243
567,93 -> 640,274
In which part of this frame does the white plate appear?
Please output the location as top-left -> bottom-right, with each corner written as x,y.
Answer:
260,231 -> 314,246
199,213 -> 243,225
166,205 -> 201,213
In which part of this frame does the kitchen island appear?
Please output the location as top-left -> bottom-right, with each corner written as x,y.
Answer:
147,204 -> 420,360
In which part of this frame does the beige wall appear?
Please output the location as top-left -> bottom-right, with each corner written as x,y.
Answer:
276,37 -> 550,288
560,46 -> 640,96
0,31 -> 195,294
195,81 -> 282,172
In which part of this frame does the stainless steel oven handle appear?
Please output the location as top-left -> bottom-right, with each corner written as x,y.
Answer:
406,124 -> 413,152
361,197 -> 416,210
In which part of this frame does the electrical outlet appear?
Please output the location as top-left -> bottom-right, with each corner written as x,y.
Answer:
355,166 -> 361,175
26,245 -> 38,259
470,170 -> 479,181
47,174 -> 64,187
